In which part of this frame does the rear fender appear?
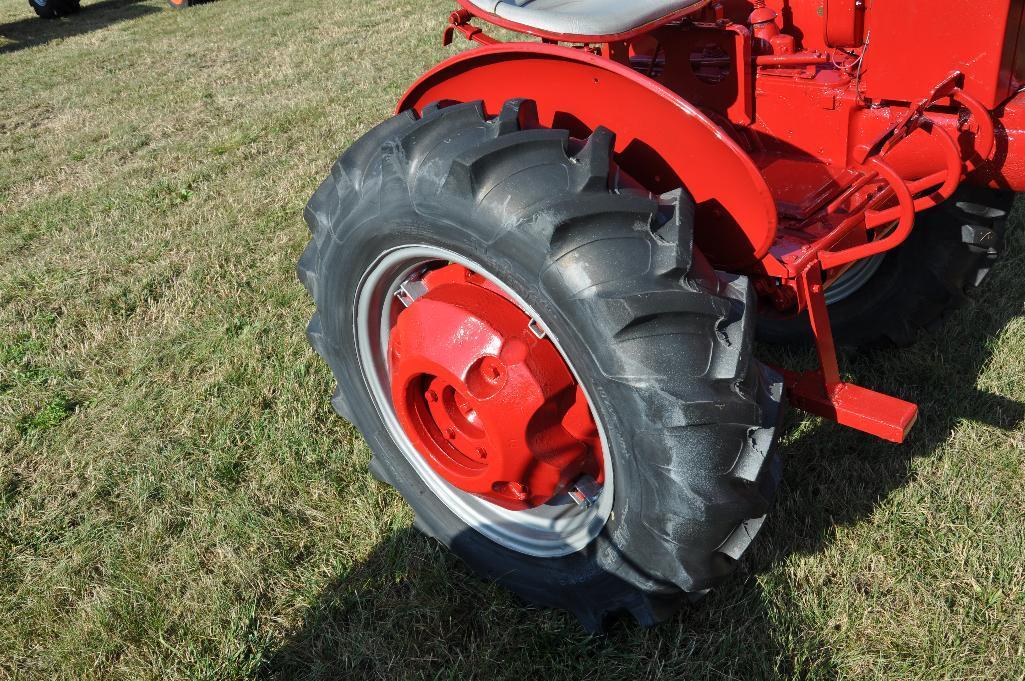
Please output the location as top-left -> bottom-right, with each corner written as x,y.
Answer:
398,43 -> 778,270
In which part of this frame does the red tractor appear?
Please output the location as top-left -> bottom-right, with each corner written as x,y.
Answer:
300,0 -> 1023,630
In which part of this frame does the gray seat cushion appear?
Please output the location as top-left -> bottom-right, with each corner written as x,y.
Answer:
465,0 -> 707,37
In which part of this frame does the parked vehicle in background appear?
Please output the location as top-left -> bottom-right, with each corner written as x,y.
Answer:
29,0 -> 198,18
29,0 -> 79,19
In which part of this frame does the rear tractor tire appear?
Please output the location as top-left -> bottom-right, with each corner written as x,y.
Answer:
759,185 -> 1015,348
300,100 -> 786,630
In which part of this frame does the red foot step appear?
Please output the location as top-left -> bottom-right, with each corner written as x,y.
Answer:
786,373 -> 919,443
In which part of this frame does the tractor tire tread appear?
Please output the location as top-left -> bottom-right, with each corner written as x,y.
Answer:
300,100 -> 785,630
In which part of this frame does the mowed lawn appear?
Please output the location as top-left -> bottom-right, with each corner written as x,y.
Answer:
2,0 -> 1024,678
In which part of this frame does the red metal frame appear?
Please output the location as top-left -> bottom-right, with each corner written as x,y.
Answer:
399,1 -> 1025,444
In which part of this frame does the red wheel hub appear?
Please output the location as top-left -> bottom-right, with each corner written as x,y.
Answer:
388,264 -> 603,510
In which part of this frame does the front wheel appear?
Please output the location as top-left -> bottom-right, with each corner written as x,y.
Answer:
300,100 -> 786,630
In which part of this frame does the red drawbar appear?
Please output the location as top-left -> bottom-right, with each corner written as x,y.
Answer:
388,264 -> 603,510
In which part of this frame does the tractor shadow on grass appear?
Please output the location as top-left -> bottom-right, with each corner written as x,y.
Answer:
263,220 -> 1025,680
261,523 -> 840,679
0,0 -> 159,54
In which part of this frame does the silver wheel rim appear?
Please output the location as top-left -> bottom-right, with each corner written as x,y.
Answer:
825,253 -> 886,305
353,245 -> 614,558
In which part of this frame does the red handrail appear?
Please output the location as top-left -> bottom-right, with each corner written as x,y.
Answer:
819,157 -> 916,269
815,80 -> 994,270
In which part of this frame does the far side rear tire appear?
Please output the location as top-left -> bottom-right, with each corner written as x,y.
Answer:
759,185 -> 1015,348
300,100 -> 787,630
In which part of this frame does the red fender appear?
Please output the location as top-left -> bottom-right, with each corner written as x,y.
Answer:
397,43 -> 778,270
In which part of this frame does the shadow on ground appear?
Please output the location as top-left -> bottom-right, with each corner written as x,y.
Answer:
0,0 -> 159,53
261,218 -> 1025,679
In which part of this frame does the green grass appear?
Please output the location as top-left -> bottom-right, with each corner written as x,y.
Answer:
2,0 -> 1025,678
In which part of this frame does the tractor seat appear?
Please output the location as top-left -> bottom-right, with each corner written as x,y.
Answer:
463,0 -> 709,38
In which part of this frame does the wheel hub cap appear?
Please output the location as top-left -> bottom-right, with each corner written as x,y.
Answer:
388,264 -> 603,510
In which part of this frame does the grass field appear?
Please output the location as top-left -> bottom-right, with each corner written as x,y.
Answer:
2,0 -> 1025,678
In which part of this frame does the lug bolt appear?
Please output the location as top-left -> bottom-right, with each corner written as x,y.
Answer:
480,357 -> 504,384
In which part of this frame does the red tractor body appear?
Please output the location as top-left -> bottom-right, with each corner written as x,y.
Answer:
402,0 -> 1025,444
